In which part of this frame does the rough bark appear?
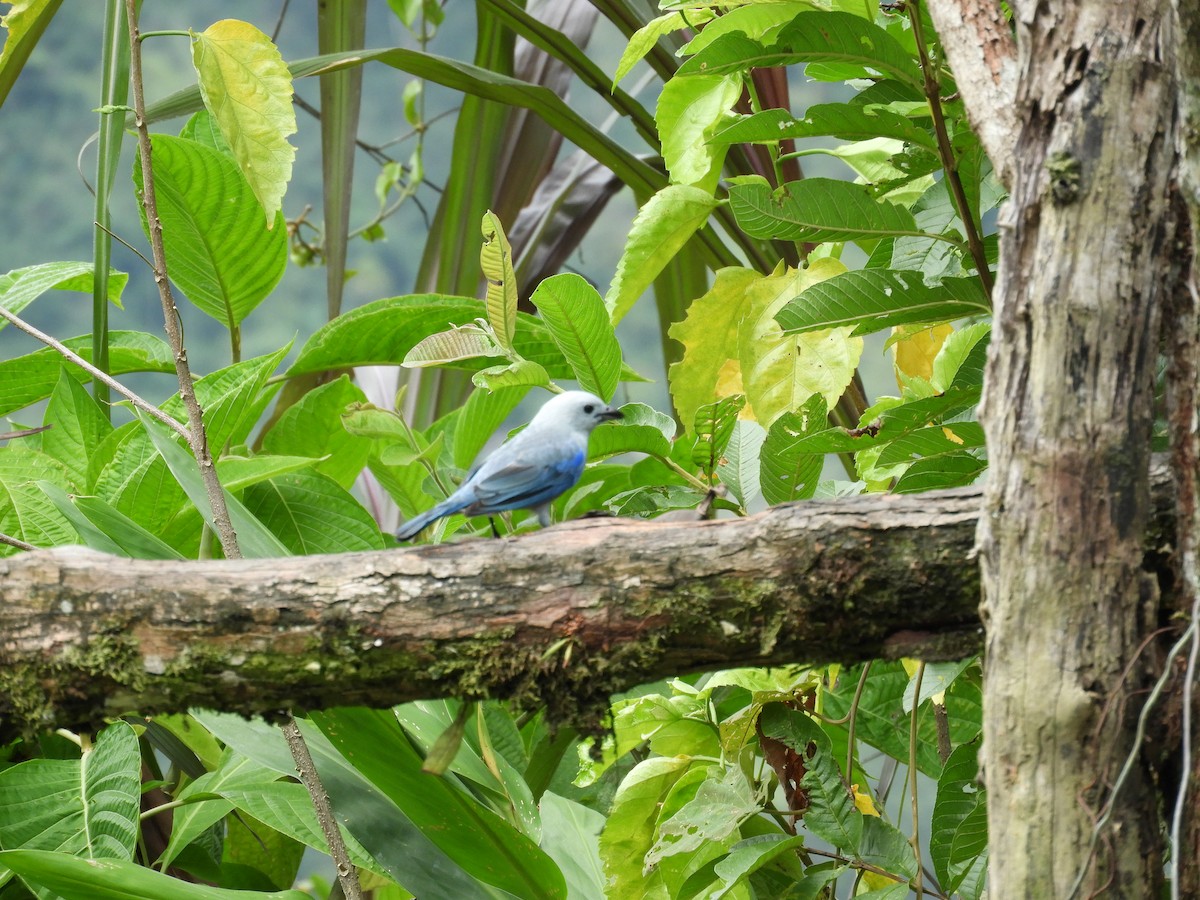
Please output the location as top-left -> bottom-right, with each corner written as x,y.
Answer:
978,1 -> 1177,896
0,490 -> 986,739
1169,0 -> 1200,892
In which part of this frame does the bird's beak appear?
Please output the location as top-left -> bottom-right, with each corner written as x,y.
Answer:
601,406 -> 623,421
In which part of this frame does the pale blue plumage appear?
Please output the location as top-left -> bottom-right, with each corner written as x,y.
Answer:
396,391 -> 622,540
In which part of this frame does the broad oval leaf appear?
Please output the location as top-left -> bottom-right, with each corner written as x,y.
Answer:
711,104 -> 935,150
605,184 -> 719,326
531,273 -> 621,400
728,176 -> 920,244
135,134 -> 287,329
776,270 -> 991,335
191,19 -> 296,225
241,470 -> 384,554
759,395 -> 827,505
656,73 -> 741,189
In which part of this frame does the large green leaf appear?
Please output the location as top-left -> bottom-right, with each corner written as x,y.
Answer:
728,177 -> 920,244
261,375 -> 371,488
290,294 -> 623,382
134,134 -> 287,329
311,707 -> 568,899
712,105 -> 936,150
141,417 -> 291,559
776,270 -> 991,335
759,395 -> 827,506
604,185 -> 719,326
191,19 -> 296,227
0,850 -> 307,900
656,73 -> 741,189
42,369 -> 115,489
892,451 -> 986,493
0,0 -> 64,111
716,419 -> 766,508
447,386 -> 528,469
0,331 -> 174,418
0,447 -> 74,553
530,273 -> 622,400
692,394 -> 745,478
875,421 -> 986,467
0,722 -> 139,867
191,711 -> 492,899
539,792 -> 606,900
931,743 -> 988,895
0,261 -> 126,332
38,482 -> 184,560
241,471 -> 385,554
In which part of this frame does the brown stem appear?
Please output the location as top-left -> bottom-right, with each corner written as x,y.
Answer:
908,0 -> 994,297
124,0 -> 241,560
0,532 -> 36,552
281,717 -> 363,900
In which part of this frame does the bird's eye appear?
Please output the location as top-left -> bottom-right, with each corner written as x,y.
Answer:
583,404 -> 595,414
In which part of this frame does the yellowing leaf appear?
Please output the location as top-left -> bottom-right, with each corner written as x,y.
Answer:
191,19 -> 296,227
739,257 -> 861,427
942,426 -> 965,446
892,323 -> 953,388
862,870 -> 904,891
668,267 -> 759,432
480,211 -> 517,352
852,784 -> 880,817
901,658 -> 921,678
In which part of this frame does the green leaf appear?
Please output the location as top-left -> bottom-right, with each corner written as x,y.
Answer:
163,346 -> 289,454
480,210 -> 518,352
42,369 -> 115,489
191,19 -> 296,226
588,414 -> 672,461
656,74 -> 741,189
613,11 -> 698,87
0,850 -> 308,900
471,359 -> 551,392
760,395 -> 828,506
241,471 -> 385,554
667,267 -> 760,433
140,416 -> 291,559
931,743 -> 988,894
0,331 -> 173,419
289,295 -> 605,383
538,792 -> 606,900
0,447 -> 74,552
134,134 -> 287,329
729,177 -> 919,244
716,420 -> 766,507
892,451 -> 986,493
875,421 -> 985,466
857,816 -> 918,880
758,705 -> 863,853
448,386 -> 528,469
216,455 -> 322,492
903,659 -> 978,713
599,756 -> 691,898
776,270 -> 991,335
0,721 -> 139,864
0,0 -> 64,112
737,260 -> 860,426
692,395 -> 745,477
712,104 -> 935,150
310,707 -> 568,899
0,261 -> 126,332
191,711 -> 492,898
775,11 -> 921,87
403,324 -> 502,367
605,185 -> 719,326
931,322 -> 990,391
261,375 -> 371,488
531,273 -> 621,400
706,833 -> 808,899
38,482 -> 184,560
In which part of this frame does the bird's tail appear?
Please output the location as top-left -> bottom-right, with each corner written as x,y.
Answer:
394,495 -> 469,541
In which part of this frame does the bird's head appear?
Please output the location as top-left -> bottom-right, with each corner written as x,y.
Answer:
532,391 -> 623,433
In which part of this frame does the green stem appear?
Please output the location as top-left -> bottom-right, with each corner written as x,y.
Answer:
907,1 -> 993,296
909,661 -> 926,900
658,454 -> 709,492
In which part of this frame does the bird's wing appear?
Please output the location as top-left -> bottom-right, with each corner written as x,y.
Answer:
465,446 -> 586,515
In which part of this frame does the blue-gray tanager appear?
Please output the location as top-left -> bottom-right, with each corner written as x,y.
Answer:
395,390 -> 622,540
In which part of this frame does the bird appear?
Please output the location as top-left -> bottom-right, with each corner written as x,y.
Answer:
395,390 -> 623,540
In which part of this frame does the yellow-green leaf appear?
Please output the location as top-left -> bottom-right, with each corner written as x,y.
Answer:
480,210 -> 517,352
403,325 -> 500,367
739,258 -> 861,427
667,267 -> 760,433
0,0 -> 63,112
656,73 -> 741,190
191,19 -> 296,227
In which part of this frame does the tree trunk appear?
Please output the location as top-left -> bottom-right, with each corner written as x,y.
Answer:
978,1 -> 1176,895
